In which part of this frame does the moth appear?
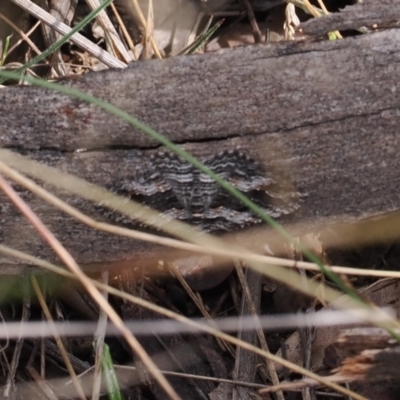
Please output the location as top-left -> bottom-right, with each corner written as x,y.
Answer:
110,149 -> 300,233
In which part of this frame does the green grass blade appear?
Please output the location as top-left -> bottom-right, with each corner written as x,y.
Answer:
0,34 -> 12,67
101,343 -> 123,400
187,19 -> 224,55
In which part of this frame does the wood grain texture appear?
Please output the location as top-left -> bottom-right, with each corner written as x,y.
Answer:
1,28 -> 400,150
0,26 -> 400,274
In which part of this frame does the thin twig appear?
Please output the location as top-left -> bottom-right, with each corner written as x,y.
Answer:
109,2 -> 138,60
239,0 -> 263,43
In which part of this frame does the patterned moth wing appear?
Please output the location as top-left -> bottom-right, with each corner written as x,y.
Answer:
197,150 -> 300,231
112,150 -> 300,233
203,150 -> 275,191
150,150 -> 276,223
150,151 -> 198,218
118,155 -> 180,211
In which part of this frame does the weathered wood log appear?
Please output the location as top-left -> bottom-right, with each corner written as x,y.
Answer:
0,24 -> 400,275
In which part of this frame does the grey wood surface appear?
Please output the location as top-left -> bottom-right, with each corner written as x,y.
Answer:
0,26 -> 400,274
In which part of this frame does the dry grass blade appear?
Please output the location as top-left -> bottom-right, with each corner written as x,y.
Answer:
0,307 -> 393,338
0,174 -> 181,400
234,261 -> 284,400
143,0 -> 154,58
5,19 -> 41,58
109,2 -> 138,59
0,12 -> 55,73
40,0 -> 77,77
125,0 -> 162,58
30,276 -> 86,400
10,0 -> 126,68
116,365 -> 269,389
25,365 -> 59,400
259,373 -> 355,393
3,278 -> 30,398
92,270 -> 109,400
85,0 -> 133,63
168,262 -> 234,355
302,0 -> 342,38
